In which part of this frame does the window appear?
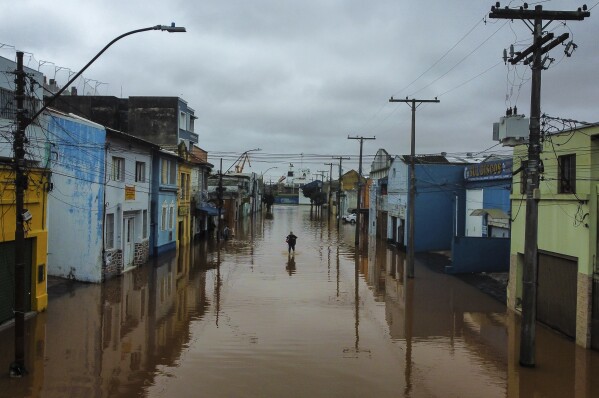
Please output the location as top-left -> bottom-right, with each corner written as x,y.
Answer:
135,161 -> 146,182
106,213 -> 115,249
558,154 -> 576,194
161,158 -> 177,185
161,204 -> 167,231
180,111 -> 186,129
169,202 -> 174,229
143,210 -> 148,238
161,159 -> 168,184
112,157 -> 125,181
180,173 -> 190,200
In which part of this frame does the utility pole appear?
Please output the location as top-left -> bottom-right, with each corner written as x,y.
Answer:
10,51 -> 27,377
490,2 -> 589,367
389,97 -> 439,278
217,158 -> 223,243
348,136 -> 375,246
325,162 -> 334,210
333,156 -> 350,229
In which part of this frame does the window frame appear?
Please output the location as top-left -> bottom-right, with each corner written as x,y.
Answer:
112,157 -> 125,182
135,161 -> 146,183
558,154 -> 576,194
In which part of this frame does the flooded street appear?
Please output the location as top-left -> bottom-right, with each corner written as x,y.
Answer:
1,205 -> 599,397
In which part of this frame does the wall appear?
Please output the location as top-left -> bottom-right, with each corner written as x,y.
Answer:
47,113 -> 105,282
151,152 -> 178,256
449,237 -> 510,273
414,163 -> 465,252
105,134 -> 152,275
128,97 -> 179,145
0,166 -> 49,314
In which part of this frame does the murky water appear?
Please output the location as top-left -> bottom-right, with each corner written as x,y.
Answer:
1,205 -> 598,397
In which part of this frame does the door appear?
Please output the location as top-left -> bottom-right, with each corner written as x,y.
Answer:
592,275 -> 599,349
537,252 -> 577,339
465,189 -> 483,237
0,240 -> 32,324
123,217 -> 135,270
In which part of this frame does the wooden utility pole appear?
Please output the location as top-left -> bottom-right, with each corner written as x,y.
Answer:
490,2 -> 589,367
217,158 -> 223,242
10,51 -> 27,377
389,97 -> 439,278
325,162 -> 334,211
348,136 -> 375,246
333,156 -> 350,229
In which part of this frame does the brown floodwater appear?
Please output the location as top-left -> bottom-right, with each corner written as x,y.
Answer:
1,205 -> 598,397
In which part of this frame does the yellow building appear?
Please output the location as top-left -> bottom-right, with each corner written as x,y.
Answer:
0,165 -> 48,324
176,143 -> 192,249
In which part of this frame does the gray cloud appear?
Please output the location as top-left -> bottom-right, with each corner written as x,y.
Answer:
1,0 -> 597,174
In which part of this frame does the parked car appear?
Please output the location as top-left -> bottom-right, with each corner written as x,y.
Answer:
342,213 -> 357,224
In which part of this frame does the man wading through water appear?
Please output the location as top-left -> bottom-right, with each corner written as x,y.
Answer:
286,231 -> 298,254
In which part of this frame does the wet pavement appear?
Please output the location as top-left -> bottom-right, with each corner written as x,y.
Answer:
1,205 -> 599,397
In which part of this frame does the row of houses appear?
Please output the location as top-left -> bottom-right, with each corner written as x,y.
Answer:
358,123 -> 599,351
0,56 -> 261,326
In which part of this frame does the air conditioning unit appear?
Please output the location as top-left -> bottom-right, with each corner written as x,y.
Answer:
493,114 -> 529,147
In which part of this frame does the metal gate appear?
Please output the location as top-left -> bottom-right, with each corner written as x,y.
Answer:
0,239 -> 33,324
592,275 -> 599,350
537,252 -> 577,339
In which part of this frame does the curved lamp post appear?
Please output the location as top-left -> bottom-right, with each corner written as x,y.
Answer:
10,23 -> 185,378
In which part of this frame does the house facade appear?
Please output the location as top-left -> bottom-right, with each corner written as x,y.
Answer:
448,157 -> 512,274
0,56 -> 49,324
385,155 -> 466,252
151,149 -> 179,256
46,111 -> 155,282
508,125 -> 599,350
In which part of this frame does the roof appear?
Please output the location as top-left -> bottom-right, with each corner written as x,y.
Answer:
470,208 -> 510,220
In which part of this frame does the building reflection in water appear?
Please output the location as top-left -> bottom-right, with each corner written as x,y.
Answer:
360,237 -> 599,398
0,238 -> 227,398
1,212 -> 599,398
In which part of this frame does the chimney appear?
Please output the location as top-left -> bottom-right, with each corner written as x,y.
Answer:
71,86 -> 77,96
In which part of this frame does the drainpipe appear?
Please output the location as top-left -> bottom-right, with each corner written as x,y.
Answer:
101,143 -> 109,278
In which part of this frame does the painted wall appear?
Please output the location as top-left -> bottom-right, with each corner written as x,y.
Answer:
105,134 -> 152,275
449,237 -> 510,273
151,152 -> 178,256
508,126 -> 598,348
46,113 -> 106,282
0,166 -> 49,314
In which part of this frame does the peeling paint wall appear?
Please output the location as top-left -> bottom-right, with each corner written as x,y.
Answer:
47,113 -> 106,282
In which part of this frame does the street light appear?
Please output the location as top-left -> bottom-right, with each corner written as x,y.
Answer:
10,23 -> 185,378
261,167 -> 278,193
261,166 -> 278,177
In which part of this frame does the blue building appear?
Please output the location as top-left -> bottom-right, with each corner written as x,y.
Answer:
386,155 -> 467,252
151,149 -> 180,256
448,157 -> 513,274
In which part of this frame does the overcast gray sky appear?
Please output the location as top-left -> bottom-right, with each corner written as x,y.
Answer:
1,0 -> 597,176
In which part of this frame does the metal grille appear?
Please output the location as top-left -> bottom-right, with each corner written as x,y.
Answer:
0,87 -> 16,120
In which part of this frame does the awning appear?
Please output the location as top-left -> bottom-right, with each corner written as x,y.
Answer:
198,206 -> 219,216
470,208 -> 509,220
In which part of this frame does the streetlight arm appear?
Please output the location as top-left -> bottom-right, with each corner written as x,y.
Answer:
28,24 -> 186,127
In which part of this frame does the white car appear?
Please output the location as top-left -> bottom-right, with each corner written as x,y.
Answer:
342,213 -> 357,223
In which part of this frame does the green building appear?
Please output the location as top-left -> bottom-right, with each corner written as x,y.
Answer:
508,124 -> 599,349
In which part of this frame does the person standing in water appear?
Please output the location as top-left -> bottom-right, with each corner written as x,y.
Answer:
286,231 -> 298,253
